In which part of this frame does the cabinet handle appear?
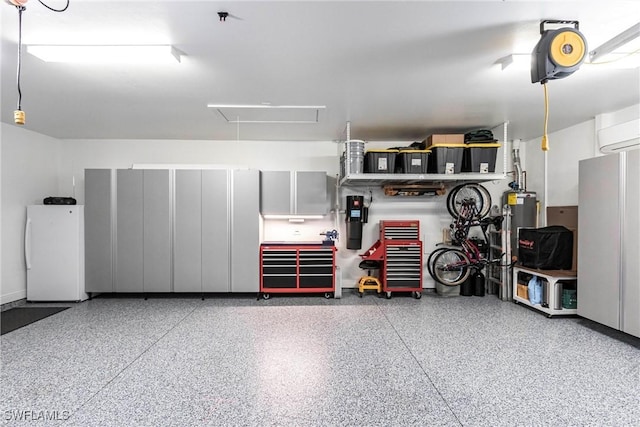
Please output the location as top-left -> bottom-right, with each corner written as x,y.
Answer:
24,218 -> 32,270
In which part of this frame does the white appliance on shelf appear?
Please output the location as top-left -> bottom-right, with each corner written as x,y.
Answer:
25,205 -> 88,302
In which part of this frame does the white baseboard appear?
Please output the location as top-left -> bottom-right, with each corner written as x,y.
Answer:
1,289 -> 27,305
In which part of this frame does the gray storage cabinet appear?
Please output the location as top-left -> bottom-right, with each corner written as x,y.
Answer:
85,168 -> 260,294
174,169 -> 259,293
143,170 -> 172,292
115,169 -> 172,293
260,171 -> 328,215
202,170 -> 230,292
174,170 -> 203,292
578,151 -> 640,338
116,170 -> 144,292
85,169 -> 113,292
231,169 -> 260,292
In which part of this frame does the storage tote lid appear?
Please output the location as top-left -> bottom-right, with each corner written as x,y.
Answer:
464,143 -> 501,148
397,149 -> 431,153
424,142 -> 468,149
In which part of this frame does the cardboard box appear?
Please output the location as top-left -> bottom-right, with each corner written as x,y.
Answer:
517,283 -> 529,300
425,134 -> 465,146
547,206 -> 578,271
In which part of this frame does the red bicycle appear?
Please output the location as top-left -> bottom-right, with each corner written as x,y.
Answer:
430,185 -> 503,286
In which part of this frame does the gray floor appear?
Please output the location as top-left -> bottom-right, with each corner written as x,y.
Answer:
1,292 -> 639,426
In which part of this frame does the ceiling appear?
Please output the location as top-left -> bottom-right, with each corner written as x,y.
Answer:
1,0 -> 639,142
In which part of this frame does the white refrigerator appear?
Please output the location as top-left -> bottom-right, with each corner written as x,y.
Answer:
25,205 -> 88,302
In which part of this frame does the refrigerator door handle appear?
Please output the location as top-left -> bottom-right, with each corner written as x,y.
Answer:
25,217 -> 32,270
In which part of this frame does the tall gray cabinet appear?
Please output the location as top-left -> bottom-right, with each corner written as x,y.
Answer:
578,150 -> 639,338
85,168 -> 259,294
85,169 -> 113,292
115,169 -> 172,293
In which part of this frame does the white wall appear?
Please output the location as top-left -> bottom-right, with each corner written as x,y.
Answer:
58,139 -> 341,203
1,124 -> 61,304
60,137 -> 512,290
523,103 -> 639,225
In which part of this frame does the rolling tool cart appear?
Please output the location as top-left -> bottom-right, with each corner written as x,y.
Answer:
359,221 -> 423,299
259,243 -> 337,299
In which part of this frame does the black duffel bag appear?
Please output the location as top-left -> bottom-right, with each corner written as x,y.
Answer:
518,225 -> 573,270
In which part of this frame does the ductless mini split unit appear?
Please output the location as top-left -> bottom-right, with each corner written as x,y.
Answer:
598,118 -> 640,153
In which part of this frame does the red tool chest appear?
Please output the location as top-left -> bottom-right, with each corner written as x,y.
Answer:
259,243 -> 337,299
361,221 -> 423,299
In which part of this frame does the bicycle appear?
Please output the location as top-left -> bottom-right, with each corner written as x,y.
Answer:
430,186 -> 505,286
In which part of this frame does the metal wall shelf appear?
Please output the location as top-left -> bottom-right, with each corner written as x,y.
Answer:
339,172 -> 506,187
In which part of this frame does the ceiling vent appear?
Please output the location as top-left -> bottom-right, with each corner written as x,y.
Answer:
598,118 -> 640,153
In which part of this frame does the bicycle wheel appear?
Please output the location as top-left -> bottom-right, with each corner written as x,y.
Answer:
427,247 -> 450,281
432,248 -> 471,286
446,183 -> 492,219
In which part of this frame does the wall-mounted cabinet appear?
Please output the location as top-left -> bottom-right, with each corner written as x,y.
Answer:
260,171 -> 329,215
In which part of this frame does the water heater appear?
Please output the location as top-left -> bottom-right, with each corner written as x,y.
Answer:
503,191 -> 537,260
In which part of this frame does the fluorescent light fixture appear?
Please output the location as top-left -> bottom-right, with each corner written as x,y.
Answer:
207,104 -> 326,110
27,45 -> 181,64
262,214 -> 324,220
496,54 -> 531,71
589,23 -> 640,64
207,104 -> 327,124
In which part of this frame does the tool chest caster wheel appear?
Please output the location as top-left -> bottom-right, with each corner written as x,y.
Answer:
385,292 -> 392,299
324,292 -> 333,299
262,293 -> 270,300
413,291 -> 422,299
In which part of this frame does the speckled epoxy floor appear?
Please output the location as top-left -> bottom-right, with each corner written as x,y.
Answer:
1,292 -> 639,426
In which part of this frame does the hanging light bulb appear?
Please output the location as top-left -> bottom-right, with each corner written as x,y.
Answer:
8,0 -> 69,125
12,1 -> 27,125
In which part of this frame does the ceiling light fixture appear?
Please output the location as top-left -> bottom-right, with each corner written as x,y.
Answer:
206,104 -> 326,110
262,215 -> 325,221
27,45 -> 182,64
589,22 -> 640,65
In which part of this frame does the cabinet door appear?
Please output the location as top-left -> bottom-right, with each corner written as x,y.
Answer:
295,171 -> 328,215
84,169 -> 113,292
174,170 -> 202,292
231,170 -> 260,292
578,155 -> 621,329
622,150 -> 640,338
143,170 -> 171,292
260,171 -> 291,214
116,169 -> 144,292
202,170 -> 230,292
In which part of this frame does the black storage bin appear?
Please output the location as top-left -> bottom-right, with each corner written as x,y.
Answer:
425,143 -> 464,174
365,150 -> 398,173
462,143 -> 500,173
518,226 -> 574,270
396,149 -> 430,173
